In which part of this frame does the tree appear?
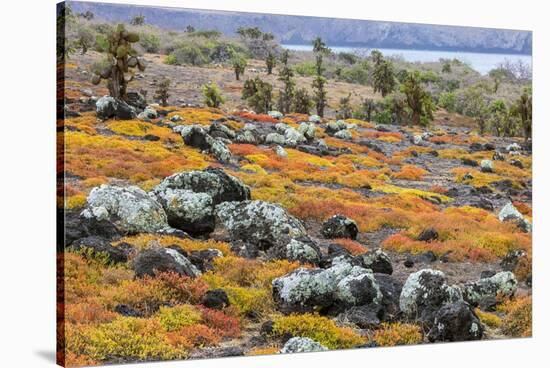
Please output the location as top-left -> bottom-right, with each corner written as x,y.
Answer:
312,54 -> 327,117
442,61 -> 452,73
312,37 -> 330,54
293,88 -> 312,114
76,28 -> 94,55
515,88 -> 532,141
232,56 -> 247,80
185,25 -> 196,33
370,50 -> 383,66
373,60 -> 396,97
242,77 -> 273,113
487,100 -> 508,136
337,93 -> 353,119
266,52 -> 276,75
277,50 -> 295,114
130,14 -> 145,26
202,82 -> 225,108
90,24 -> 146,101
360,98 -> 376,121
236,26 -> 262,39
385,92 -> 407,125
489,68 -> 507,93
401,71 -> 434,126
154,78 -> 170,106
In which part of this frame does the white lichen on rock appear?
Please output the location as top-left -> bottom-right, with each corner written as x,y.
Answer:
280,337 -> 328,353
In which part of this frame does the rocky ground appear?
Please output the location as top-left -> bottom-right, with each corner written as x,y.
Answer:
59,53 -> 532,367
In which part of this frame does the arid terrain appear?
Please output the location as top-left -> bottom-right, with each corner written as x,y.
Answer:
58,6 -> 532,367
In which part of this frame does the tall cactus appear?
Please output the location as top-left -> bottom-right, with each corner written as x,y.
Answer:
91,24 -> 146,101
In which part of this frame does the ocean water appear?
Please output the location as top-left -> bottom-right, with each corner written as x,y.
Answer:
282,44 -> 532,75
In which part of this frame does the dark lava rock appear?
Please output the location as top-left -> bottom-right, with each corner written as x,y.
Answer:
480,270 -> 497,279
70,236 -> 129,264
321,214 -> 359,240
500,249 -> 528,272
188,347 -> 244,360
510,159 -> 524,169
143,134 -> 160,141
417,228 -> 439,242
338,305 -> 381,328
374,273 -> 403,321
230,240 -> 260,259
202,289 -> 230,309
461,158 -> 478,167
189,249 -> 223,272
484,143 -> 496,151
400,269 -> 461,325
404,258 -> 415,268
357,249 -> 393,274
96,96 -> 136,120
126,91 -> 147,110
428,301 -> 484,342
132,247 -> 201,278
114,304 -> 143,317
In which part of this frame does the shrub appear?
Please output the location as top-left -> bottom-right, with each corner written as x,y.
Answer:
156,305 -> 202,332
392,165 -> 428,181
154,77 -> 170,106
372,323 -> 423,346
331,238 -> 367,256
202,82 -> 226,108
272,314 -> 365,349
65,301 -> 117,325
67,317 -> 186,362
171,44 -> 208,66
475,309 -> 502,328
439,92 -> 457,113
200,307 -> 241,338
139,32 -> 161,53
498,296 -> 532,337
175,324 -> 221,348
242,77 -> 273,114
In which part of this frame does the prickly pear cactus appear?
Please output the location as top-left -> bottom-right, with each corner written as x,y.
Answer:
91,24 -> 146,101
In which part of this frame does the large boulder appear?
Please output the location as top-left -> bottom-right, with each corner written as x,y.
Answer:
399,269 -> 462,324
462,271 -> 517,307
150,168 -> 249,235
175,125 -> 232,163
480,159 -> 494,173
321,215 -> 359,240
427,301 -> 484,342
151,188 -> 214,236
265,132 -> 286,145
272,261 -> 379,314
325,120 -> 347,135
70,236 -> 129,263
334,129 -> 352,140
152,168 -> 250,205
269,237 -> 322,265
498,202 -> 531,233
374,273 -> 403,321
215,200 -> 307,250
132,247 -> 201,278
280,337 -> 328,354
284,127 -> 307,146
81,185 -> 168,235
357,249 -> 393,275
202,289 -> 230,310
298,122 -> 316,140
126,91 -> 147,110
96,96 -> 137,120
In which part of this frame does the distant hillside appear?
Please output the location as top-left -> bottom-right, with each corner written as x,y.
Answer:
69,1 -> 532,55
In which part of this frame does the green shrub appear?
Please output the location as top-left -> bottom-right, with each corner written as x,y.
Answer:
201,83 -> 225,108
139,32 -> 161,53
294,61 -> 316,77
272,314 -> 365,349
439,92 -> 457,112
171,44 -> 208,66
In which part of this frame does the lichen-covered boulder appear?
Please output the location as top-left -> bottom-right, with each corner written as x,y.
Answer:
275,238 -> 322,265
413,135 -> 423,145
215,200 -> 307,249
284,127 -> 307,146
326,120 -> 347,134
268,110 -> 284,119
265,132 -> 286,145
399,269 -> 462,323
275,145 -> 288,158
480,159 -> 494,173
506,143 -> 521,152
321,215 -> 358,240
151,188 -> 214,236
427,301 -> 484,342
234,129 -> 257,144
206,135 -> 232,163
498,202 -> 531,232
137,106 -> 158,121
462,271 -> 517,307
81,185 -> 168,235
298,122 -> 316,140
334,270 -> 382,308
309,115 -> 321,123
152,168 -> 250,206
272,261 -> 377,313
209,122 -> 236,139
275,123 -> 290,134
96,96 -> 137,120
357,249 -> 393,275
334,129 -> 352,140
280,337 -> 328,354
175,125 -> 232,163
132,247 -> 201,278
